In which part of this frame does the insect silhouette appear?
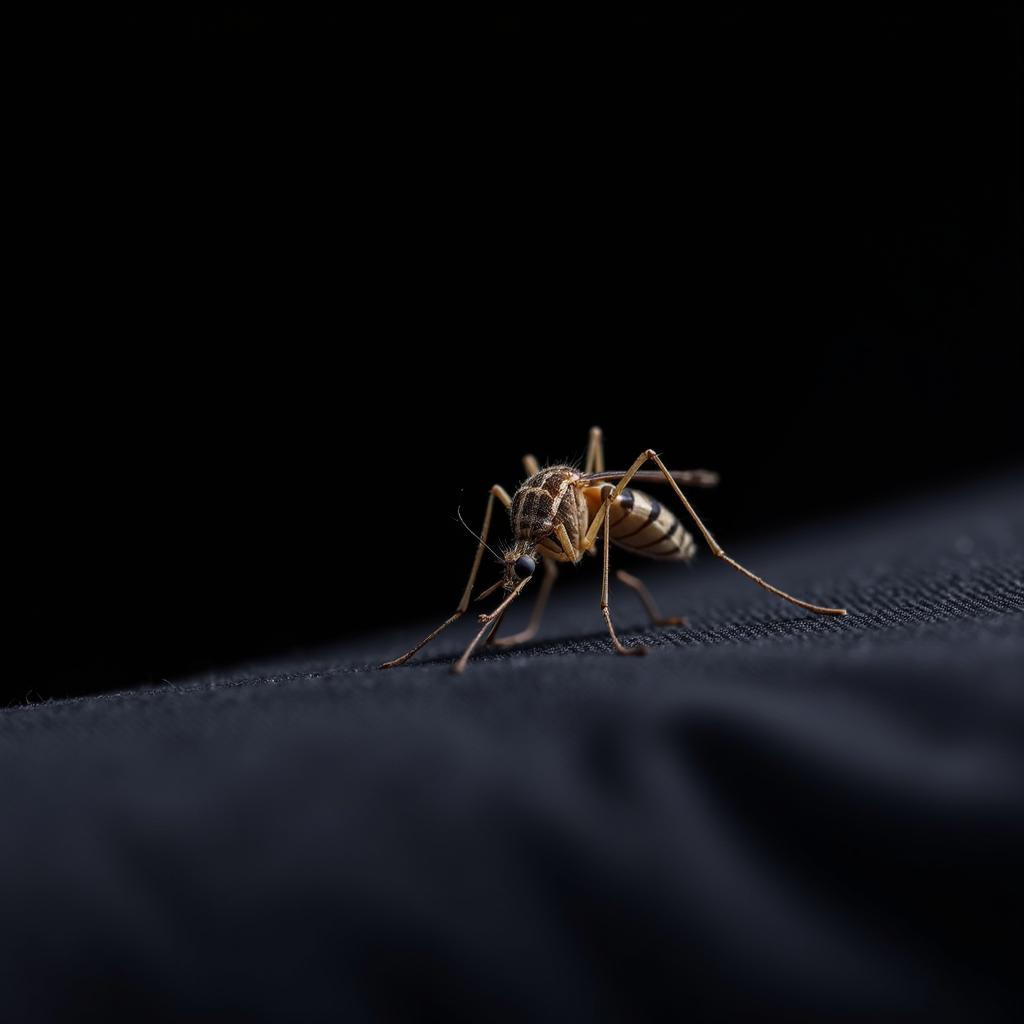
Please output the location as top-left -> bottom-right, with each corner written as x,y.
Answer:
380,427 -> 847,674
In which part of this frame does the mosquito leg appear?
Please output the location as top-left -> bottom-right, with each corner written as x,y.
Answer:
523,454 -> 540,476
489,558 -> 558,648
483,607 -> 509,644
379,483 -> 511,669
583,426 -> 604,558
452,575 -> 532,673
474,579 -> 504,603
554,522 -> 580,564
647,451 -> 847,615
477,574 -> 532,624
601,497 -> 646,656
451,617 -> 497,674
584,449 -> 847,616
584,425 -> 605,474
615,569 -> 687,626
580,449 -> 656,552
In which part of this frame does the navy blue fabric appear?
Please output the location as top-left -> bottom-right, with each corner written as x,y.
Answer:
3,474 -> 1022,1021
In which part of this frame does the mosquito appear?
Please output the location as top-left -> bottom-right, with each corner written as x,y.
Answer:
380,427 -> 847,674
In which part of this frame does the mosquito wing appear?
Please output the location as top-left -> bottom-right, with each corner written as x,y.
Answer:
580,469 -> 719,488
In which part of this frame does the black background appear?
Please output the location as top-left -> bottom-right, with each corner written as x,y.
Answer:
9,12 -> 1023,1023
32,8 -> 1020,703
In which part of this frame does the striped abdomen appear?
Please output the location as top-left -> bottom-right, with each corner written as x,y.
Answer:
510,465 -> 589,561
607,488 -> 696,561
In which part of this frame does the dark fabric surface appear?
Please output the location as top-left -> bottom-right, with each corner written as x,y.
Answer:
4,474 -> 1022,1022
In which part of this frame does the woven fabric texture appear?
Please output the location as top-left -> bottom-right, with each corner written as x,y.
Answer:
3,474 -> 1022,1022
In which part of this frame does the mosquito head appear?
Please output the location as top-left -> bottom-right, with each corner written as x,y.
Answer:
502,541 -> 537,591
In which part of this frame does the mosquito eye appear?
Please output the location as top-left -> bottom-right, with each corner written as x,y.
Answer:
514,555 -> 536,578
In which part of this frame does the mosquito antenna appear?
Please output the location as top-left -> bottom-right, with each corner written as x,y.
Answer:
456,506 -> 502,562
